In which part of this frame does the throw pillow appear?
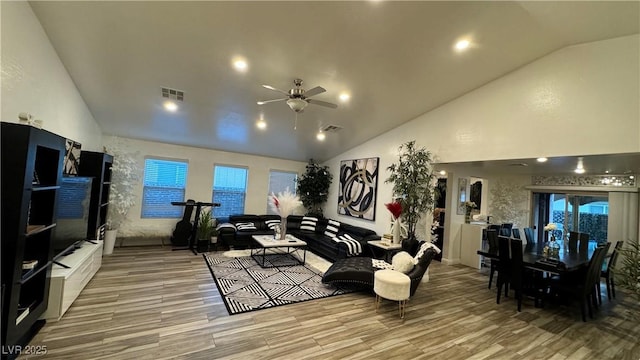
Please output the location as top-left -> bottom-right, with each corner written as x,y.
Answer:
392,251 -> 416,274
236,222 -> 257,231
216,223 -> 237,231
414,242 -> 441,263
300,216 -> 318,232
264,219 -> 281,230
324,220 -> 340,238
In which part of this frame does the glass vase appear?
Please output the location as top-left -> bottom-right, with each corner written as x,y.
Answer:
279,217 -> 287,240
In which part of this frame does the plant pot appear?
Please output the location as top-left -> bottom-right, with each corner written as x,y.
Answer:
104,229 -> 117,255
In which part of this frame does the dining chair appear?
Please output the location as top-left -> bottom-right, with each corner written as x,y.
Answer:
601,240 -> 624,300
509,238 -> 525,311
496,236 -> 511,304
550,243 -> 609,321
486,229 -> 499,289
523,227 -> 535,253
499,223 -> 513,237
512,228 -> 521,239
568,231 -> 590,253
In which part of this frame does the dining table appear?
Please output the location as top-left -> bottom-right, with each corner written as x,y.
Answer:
477,242 -> 597,275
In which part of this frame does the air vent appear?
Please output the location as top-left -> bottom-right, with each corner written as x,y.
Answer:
161,87 -> 184,101
321,124 -> 343,133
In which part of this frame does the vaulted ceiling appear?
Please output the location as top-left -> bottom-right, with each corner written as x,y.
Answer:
30,1 -> 639,164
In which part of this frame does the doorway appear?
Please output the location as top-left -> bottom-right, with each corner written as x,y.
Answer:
532,191 -> 609,248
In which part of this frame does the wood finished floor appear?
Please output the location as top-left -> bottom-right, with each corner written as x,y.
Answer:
23,246 -> 640,360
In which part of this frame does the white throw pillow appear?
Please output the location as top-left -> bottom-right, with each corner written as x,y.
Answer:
392,251 -> 415,274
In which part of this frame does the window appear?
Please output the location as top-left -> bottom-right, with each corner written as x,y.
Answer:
142,158 -> 188,218
266,170 -> 298,214
212,165 -> 248,219
534,192 -> 609,245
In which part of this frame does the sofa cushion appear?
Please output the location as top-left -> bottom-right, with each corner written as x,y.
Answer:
340,223 -> 376,238
300,216 -> 318,231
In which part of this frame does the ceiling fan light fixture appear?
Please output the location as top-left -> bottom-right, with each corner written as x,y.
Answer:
286,98 -> 308,112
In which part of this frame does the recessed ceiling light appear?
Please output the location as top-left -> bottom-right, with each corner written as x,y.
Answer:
574,157 -> 585,174
339,92 -> 351,102
455,39 -> 471,51
316,131 -> 326,141
256,119 -> 266,130
536,157 -> 548,163
232,57 -> 248,72
163,101 -> 178,112
439,170 -> 446,176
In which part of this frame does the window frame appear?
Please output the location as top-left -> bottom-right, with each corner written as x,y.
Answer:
212,164 -> 249,220
141,156 -> 189,219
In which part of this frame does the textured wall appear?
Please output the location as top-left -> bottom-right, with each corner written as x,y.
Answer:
1,2 -> 103,149
323,35 -> 639,262
102,136 -> 306,238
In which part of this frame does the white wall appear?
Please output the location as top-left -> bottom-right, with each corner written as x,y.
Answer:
103,136 -> 306,238
1,2 -> 103,149
323,35 -> 639,263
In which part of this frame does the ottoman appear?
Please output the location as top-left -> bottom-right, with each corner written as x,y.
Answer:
321,257 -> 375,287
374,269 -> 411,319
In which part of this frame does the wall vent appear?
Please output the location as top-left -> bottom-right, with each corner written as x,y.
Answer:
161,87 -> 184,101
321,124 -> 343,133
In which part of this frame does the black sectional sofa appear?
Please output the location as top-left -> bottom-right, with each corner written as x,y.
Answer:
217,214 -> 380,261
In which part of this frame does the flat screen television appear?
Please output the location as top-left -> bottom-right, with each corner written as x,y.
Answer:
52,176 -> 93,259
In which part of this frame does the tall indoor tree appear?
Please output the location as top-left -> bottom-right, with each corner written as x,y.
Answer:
386,140 -> 437,246
297,159 -> 333,217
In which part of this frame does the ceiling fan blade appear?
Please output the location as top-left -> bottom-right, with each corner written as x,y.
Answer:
307,99 -> 338,109
262,85 -> 290,95
303,86 -> 326,98
257,98 -> 287,105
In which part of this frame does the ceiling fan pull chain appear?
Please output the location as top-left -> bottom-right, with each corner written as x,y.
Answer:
294,113 -> 298,130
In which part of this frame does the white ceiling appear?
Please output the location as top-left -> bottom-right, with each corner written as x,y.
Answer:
437,153 -> 640,176
29,1 -> 639,164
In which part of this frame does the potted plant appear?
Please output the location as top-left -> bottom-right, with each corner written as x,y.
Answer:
385,140 -> 436,254
614,240 -> 640,303
297,159 -> 333,217
197,210 -> 214,252
104,139 -> 140,255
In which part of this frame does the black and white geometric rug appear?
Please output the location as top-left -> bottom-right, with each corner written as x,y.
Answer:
204,253 -> 359,315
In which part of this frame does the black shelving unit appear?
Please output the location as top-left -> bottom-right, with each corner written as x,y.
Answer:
78,151 -> 113,240
1,122 -> 65,352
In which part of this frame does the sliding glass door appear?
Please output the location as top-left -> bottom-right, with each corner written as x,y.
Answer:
533,192 -> 608,247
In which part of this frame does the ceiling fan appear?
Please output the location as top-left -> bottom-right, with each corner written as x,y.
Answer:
257,78 -> 338,113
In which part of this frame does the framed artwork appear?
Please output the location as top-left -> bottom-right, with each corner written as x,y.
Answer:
457,177 -> 468,215
64,139 -> 82,175
337,157 -> 379,221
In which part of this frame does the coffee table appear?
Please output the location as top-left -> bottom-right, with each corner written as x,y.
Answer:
251,234 -> 307,267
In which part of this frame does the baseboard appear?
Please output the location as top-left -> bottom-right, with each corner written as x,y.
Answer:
441,258 -> 461,266
118,236 -> 168,247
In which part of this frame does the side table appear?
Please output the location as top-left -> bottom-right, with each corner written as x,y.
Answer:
367,240 -> 402,261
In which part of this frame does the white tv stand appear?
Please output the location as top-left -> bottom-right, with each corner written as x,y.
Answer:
41,241 -> 103,321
